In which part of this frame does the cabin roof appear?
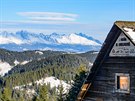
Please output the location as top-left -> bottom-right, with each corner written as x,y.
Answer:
76,21 -> 135,101
115,21 -> 135,44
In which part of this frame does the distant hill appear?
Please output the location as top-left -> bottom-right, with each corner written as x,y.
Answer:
0,48 -> 65,66
7,54 -> 89,76
0,48 -> 98,77
2,50 -> 95,87
78,51 -> 98,63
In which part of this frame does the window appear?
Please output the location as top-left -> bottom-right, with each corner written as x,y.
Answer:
115,73 -> 130,93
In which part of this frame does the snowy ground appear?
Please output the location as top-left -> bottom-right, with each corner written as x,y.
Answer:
21,60 -> 30,65
35,51 -> 43,55
14,60 -> 30,65
14,60 -> 20,66
14,76 -> 71,94
0,59 -> 31,76
0,60 -> 12,76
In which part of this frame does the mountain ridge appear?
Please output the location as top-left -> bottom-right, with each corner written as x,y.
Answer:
0,31 -> 101,52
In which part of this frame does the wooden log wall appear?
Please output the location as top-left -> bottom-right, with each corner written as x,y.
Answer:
83,57 -> 135,101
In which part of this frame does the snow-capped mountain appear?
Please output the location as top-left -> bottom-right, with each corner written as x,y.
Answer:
56,33 -> 101,46
0,31 -> 101,52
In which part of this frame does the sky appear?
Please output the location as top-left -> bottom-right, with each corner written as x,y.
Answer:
0,0 -> 135,42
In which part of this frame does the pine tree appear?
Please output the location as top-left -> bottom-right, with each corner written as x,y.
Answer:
0,87 -> 13,101
58,80 -> 64,101
35,84 -> 48,101
66,65 -> 87,101
0,75 -> 3,88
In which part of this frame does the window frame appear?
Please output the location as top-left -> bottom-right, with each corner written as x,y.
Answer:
115,73 -> 130,93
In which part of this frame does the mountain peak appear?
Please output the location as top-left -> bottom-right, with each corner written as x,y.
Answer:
56,33 -> 101,46
0,31 -> 101,52
16,30 -> 30,40
76,33 -> 101,44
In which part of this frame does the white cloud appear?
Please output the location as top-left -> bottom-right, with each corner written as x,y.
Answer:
0,20 -> 80,26
17,12 -> 78,22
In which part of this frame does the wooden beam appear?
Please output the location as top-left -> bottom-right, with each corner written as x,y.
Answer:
76,83 -> 91,101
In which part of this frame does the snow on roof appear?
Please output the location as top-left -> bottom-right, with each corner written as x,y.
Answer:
123,27 -> 135,43
115,21 -> 135,44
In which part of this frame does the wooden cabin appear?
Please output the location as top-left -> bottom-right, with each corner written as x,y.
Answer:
77,21 -> 135,101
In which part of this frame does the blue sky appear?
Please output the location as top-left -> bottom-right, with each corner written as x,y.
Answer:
0,0 -> 135,41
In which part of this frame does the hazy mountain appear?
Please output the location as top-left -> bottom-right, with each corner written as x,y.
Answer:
0,31 -> 101,52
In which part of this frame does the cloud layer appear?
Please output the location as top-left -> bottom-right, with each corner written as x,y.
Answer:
17,12 -> 78,22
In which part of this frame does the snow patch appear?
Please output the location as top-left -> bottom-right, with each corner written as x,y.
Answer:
14,60 -> 20,66
123,27 -> 135,42
92,51 -> 99,54
14,76 -> 71,94
26,89 -> 35,94
14,60 -> 30,65
23,48 -> 28,51
40,47 -> 54,51
14,85 -> 25,91
35,51 -> 43,55
89,62 -> 93,66
35,76 -> 71,93
21,60 -> 30,65
0,60 -> 12,76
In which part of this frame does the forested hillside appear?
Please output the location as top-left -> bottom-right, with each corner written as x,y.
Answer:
5,54 -> 89,87
0,48 -> 98,101
0,48 -> 66,66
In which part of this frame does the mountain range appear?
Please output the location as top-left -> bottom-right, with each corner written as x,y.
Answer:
0,31 -> 101,52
